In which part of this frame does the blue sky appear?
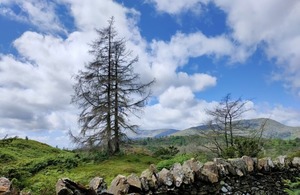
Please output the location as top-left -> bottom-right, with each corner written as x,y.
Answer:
0,0 -> 300,148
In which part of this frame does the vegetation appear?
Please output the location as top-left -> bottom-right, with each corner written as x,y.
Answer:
0,134 -> 299,194
0,137 -> 159,195
71,17 -> 153,154
202,93 -> 265,158
285,177 -> 300,195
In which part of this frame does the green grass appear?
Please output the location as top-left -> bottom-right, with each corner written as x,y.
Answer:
21,153 -> 159,194
0,138 -> 160,195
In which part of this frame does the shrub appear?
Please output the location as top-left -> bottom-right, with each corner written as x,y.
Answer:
0,152 -> 16,163
154,146 -> 179,159
221,146 -> 237,158
156,154 -> 193,170
234,137 -> 262,157
284,177 -> 300,195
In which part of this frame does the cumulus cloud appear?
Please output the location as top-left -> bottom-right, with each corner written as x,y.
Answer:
149,0 -> 300,96
0,0 -> 148,147
1,0 -> 300,148
243,102 -> 300,127
132,98 -> 216,130
212,0 -> 300,96
0,0 -> 65,33
147,0 -> 209,15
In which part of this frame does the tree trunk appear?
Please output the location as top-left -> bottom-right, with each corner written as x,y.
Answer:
114,62 -> 120,153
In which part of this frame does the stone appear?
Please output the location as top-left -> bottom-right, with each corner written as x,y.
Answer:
214,158 -> 231,176
56,178 -> 97,195
241,156 -> 254,172
257,157 -> 274,171
140,165 -> 158,190
108,175 -> 129,195
183,158 -> 203,178
221,186 -> 228,193
0,177 -> 11,195
182,160 -> 195,184
20,191 -> 31,195
89,177 -> 108,194
56,178 -> 72,195
200,161 -> 219,183
171,163 -> 184,187
140,177 -> 149,192
228,158 -> 247,176
127,174 -> 142,192
158,168 -> 173,186
20,192 -> 31,195
292,157 -> 300,167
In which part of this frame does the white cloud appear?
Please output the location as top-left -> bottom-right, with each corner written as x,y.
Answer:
148,0 -> 209,15
177,72 -> 216,92
148,31 -> 239,94
212,0 -> 300,96
0,0 -> 65,33
150,32 -> 235,67
1,0 -> 300,149
244,102 -> 300,127
0,0 -> 145,148
159,86 -> 195,109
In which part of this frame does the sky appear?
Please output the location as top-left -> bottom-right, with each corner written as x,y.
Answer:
1,0 -> 300,148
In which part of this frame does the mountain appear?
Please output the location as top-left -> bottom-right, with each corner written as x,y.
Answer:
171,118 -> 300,139
127,129 -> 179,139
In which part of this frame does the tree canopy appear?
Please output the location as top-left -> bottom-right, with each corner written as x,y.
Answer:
71,17 -> 154,154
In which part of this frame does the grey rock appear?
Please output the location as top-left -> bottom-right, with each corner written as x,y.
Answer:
228,158 -> 247,176
56,178 -> 72,195
182,160 -> 195,184
171,163 -> 184,187
108,175 -> 129,195
292,157 -> 300,167
241,156 -> 254,172
89,177 -> 107,194
0,177 -> 11,195
127,174 -> 142,192
140,164 -> 158,189
257,157 -> 274,171
158,168 -> 173,186
221,186 -> 228,193
214,158 -> 231,176
200,161 -> 219,183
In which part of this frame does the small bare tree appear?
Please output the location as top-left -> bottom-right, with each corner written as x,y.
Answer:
203,94 -> 264,157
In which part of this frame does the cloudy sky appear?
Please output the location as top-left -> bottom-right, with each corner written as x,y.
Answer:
1,0 -> 300,148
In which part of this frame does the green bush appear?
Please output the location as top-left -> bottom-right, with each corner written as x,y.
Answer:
221,146 -> 237,158
0,152 -> 16,163
154,146 -> 179,159
288,150 -> 300,159
77,150 -> 109,162
285,177 -> 300,195
156,154 -> 193,170
234,137 -> 262,157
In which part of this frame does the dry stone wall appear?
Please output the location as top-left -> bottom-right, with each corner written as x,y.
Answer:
1,156 -> 300,195
55,155 -> 300,195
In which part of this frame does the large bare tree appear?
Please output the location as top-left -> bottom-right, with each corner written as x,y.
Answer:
71,17 -> 154,154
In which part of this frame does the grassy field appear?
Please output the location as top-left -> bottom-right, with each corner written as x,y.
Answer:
0,138 -> 160,194
0,136 -> 299,194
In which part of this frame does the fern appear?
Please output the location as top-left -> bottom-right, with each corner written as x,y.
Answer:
284,177 -> 300,195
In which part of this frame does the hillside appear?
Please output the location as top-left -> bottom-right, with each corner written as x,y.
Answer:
0,137 -> 73,166
0,137 -> 159,195
171,118 -> 300,139
127,128 -> 179,139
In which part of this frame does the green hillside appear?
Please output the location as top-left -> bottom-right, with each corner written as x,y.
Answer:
0,138 -> 159,195
1,135 -> 299,195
